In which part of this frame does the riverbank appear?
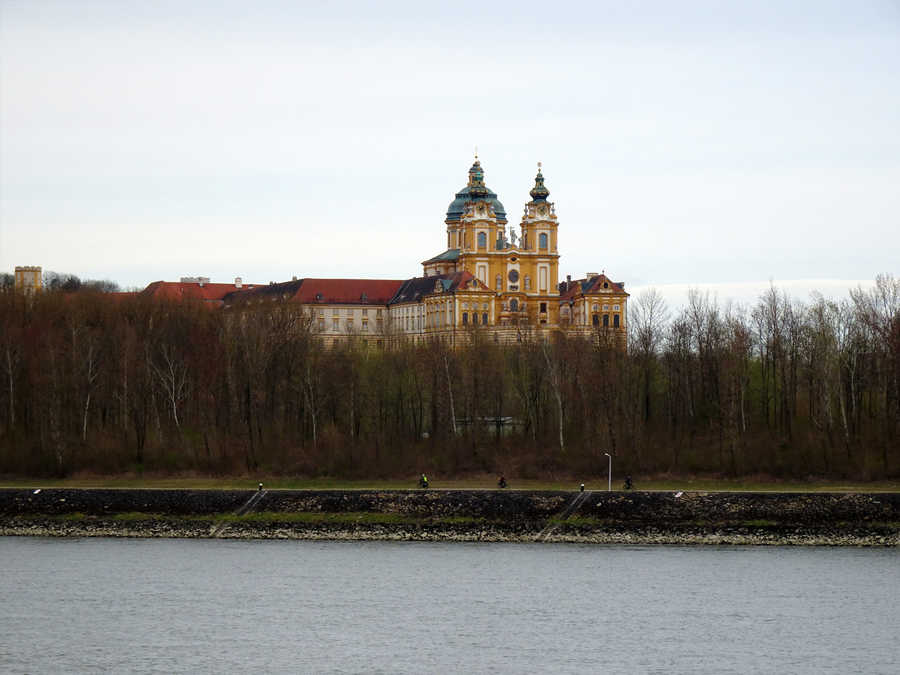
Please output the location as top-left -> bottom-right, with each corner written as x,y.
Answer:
2,489 -> 898,545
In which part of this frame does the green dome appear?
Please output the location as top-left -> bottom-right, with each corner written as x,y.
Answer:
446,160 -> 507,223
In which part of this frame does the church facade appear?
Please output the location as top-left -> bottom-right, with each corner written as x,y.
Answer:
164,159 -> 628,346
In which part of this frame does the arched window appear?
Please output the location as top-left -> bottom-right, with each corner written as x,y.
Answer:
482,312 -> 488,325
462,312 -> 468,325
613,314 -> 620,328
510,299 -> 519,312
603,314 -> 610,327
539,233 -> 548,249
477,232 -> 487,248
592,314 -> 599,327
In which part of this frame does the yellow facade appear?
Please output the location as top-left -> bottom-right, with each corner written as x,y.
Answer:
427,160 -> 564,330
419,159 -> 628,343
14,266 -> 42,294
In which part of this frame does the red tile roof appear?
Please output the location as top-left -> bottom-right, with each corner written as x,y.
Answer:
140,281 -> 260,304
559,273 -> 628,301
293,278 -> 405,305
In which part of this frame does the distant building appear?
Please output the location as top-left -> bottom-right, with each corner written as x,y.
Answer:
92,159 -> 627,346
220,159 -> 629,347
14,266 -> 42,294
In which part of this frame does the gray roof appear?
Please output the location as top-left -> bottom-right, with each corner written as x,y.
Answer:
421,249 -> 460,265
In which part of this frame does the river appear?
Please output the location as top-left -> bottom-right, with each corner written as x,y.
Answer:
1,538 -> 897,673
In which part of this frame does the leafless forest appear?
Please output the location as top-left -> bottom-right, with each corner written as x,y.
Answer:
0,275 -> 897,480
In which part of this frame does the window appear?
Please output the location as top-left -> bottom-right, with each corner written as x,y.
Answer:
362,321 -> 369,331
592,314 -> 599,327
495,274 -> 502,291
318,318 -> 325,330
347,308 -> 354,316
362,308 -> 368,316
472,313 -> 478,325
477,232 -> 487,248
539,233 -> 548,249
482,312 -> 488,325
510,299 -> 519,312
613,304 -> 620,311
462,312 -> 468,325
332,318 -> 339,331
593,304 -> 600,311
540,302 -> 547,313
539,267 -> 548,291
376,309 -> 383,318
613,314 -> 620,328
603,314 -> 609,327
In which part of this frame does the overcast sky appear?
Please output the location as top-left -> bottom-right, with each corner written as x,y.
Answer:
1,0 -> 897,305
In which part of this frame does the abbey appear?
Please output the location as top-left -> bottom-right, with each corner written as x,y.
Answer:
152,159 -> 629,345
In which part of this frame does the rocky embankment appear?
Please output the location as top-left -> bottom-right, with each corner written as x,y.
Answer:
1,488 -> 898,545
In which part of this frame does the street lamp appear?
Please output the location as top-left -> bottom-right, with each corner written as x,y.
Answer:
604,453 -> 611,491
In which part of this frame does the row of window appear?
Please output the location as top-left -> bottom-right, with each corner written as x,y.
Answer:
591,314 -> 621,328
467,231 -> 550,249
461,312 -> 490,325
318,318 -> 384,332
318,308 -> 383,318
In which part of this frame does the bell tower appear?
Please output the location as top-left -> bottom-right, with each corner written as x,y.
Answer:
518,163 -> 559,303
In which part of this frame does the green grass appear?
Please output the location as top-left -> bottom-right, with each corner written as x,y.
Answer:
15,511 -> 488,527
1,476 -> 898,492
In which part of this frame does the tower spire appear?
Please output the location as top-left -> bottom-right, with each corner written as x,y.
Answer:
468,155 -> 488,198
529,161 -> 550,202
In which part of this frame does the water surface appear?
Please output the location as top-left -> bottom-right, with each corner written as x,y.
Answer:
1,538 -> 897,673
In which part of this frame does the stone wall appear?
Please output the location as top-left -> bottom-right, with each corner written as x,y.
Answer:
2,488 -> 898,545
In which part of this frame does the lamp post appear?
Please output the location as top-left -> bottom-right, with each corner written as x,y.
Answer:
604,453 -> 611,491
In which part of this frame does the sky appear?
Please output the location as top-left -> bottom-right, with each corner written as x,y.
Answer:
1,0 -> 898,307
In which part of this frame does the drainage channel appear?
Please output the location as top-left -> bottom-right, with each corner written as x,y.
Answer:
210,489 -> 268,537
535,490 -> 592,542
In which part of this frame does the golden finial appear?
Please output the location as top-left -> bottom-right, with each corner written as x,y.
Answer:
474,145 -> 479,160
